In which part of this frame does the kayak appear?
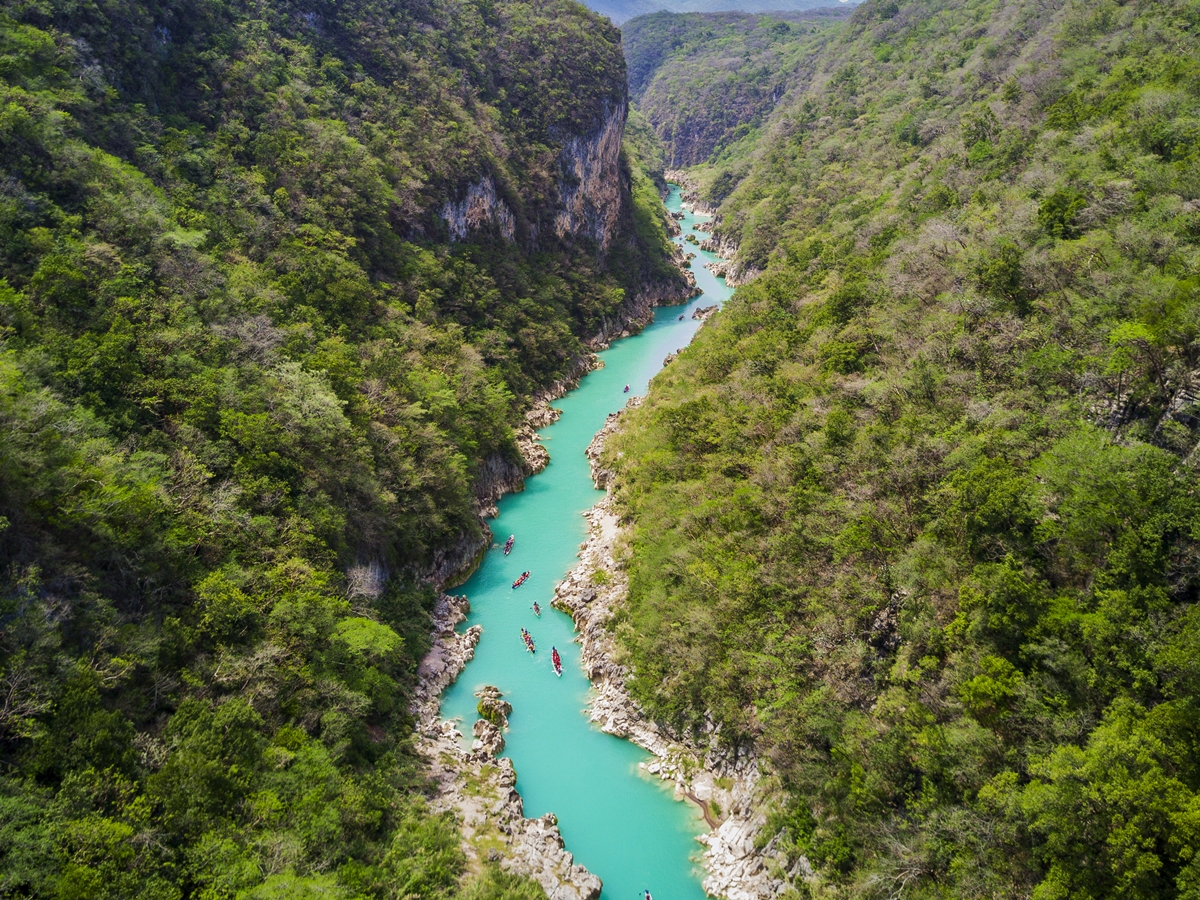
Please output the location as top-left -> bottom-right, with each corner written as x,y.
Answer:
532,602 -> 541,617
503,534 -> 514,555
512,571 -> 530,589
521,628 -> 535,653
551,647 -> 562,677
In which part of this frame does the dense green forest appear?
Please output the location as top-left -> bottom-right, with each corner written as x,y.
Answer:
0,0 -> 679,896
608,0 -> 1200,896
622,9 -> 852,166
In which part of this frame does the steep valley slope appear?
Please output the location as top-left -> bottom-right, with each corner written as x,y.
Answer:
623,8 -> 854,167
606,0 -> 1200,898
0,1 -> 685,897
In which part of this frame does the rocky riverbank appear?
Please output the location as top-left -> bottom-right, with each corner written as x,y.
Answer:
411,594 -> 604,900
552,401 -> 812,900
698,233 -> 760,288
663,169 -> 718,215
587,275 -> 698,351
428,352 -> 599,589
661,170 -> 761,288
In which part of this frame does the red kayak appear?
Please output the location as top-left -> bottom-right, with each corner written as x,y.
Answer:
512,571 -> 530,589
551,647 -> 562,677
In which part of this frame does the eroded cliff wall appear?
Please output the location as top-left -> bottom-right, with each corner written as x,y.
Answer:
553,101 -> 628,250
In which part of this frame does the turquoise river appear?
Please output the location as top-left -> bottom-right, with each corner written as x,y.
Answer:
440,186 -> 733,899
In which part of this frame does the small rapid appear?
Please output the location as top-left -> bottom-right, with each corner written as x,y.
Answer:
440,187 -> 732,899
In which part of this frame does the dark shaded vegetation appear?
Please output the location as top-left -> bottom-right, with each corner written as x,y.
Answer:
0,0 -> 677,896
608,0 -> 1200,896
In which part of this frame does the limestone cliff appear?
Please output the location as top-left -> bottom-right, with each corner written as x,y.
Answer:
552,101 -> 628,251
442,177 -> 518,243
443,100 -> 630,254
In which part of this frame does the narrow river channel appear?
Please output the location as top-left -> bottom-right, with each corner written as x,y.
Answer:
440,186 -> 732,900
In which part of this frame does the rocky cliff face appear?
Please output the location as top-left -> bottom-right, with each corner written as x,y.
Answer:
444,101 -> 630,253
553,101 -> 628,251
442,176 -> 518,242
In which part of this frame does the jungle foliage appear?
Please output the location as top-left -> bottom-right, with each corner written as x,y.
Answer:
0,0 -> 676,897
607,0 -> 1200,897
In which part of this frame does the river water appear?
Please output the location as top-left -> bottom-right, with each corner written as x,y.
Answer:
440,186 -> 732,900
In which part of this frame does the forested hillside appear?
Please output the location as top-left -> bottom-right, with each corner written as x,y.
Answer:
623,9 -> 852,166
619,10 -> 854,166
0,0 -> 679,896
587,0 -> 857,28
607,0 -> 1200,896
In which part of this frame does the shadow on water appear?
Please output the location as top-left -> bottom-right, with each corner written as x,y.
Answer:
440,187 -> 733,900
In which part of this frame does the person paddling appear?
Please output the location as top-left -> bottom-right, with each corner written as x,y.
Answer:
645,890 -> 653,900
624,384 -> 630,393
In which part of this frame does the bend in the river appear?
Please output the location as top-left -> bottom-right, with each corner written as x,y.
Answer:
440,187 -> 732,900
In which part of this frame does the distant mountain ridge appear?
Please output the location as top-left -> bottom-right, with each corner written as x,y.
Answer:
623,9 -> 853,166
585,0 -> 859,26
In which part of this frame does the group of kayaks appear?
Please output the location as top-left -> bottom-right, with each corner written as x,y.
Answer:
504,535 -> 562,677
518,628 -> 562,676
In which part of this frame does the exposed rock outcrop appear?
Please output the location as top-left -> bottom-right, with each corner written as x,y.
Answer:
700,234 -> 759,287
472,718 -> 505,755
475,685 -> 512,729
550,403 -> 808,900
412,596 -> 603,900
554,101 -> 628,251
443,176 -> 517,243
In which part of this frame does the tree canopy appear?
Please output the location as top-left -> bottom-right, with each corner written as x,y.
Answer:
610,0 -> 1200,896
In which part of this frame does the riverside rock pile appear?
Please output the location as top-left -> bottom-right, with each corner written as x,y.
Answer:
472,685 -> 512,754
412,595 -> 602,900
551,401 -> 811,900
